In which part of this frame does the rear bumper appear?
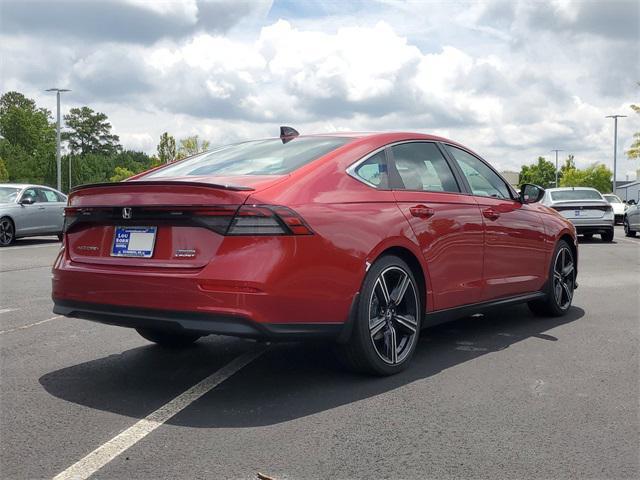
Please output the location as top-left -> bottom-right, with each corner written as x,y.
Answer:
53,299 -> 346,340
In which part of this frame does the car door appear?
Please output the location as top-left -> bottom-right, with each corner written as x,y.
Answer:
39,188 -> 66,232
444,145 -> 549,301
389,141 -> 485,310
15,187 -> 47,234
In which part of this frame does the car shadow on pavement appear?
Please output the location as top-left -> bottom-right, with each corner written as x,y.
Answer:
40,304 -> 584,428
10,237 -> 60,247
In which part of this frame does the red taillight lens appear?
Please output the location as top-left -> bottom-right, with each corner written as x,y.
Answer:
226,205 -> 313,236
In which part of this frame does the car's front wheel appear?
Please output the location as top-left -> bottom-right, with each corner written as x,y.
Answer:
528,240 -> 575,317
0,217 -> 15,247
624,217 -> 636,237
337,255 -> 422,376
136,328 -> 202,348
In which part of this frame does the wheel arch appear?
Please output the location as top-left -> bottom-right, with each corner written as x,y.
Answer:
371,245 -> 429,314
558,232 -> 578,277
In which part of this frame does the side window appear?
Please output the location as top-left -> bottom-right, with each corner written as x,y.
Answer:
390,142 -> 460,192
21,188 -> 38,202
446,146 -> 512,199
354,151 -> 388,188
55,192 -> 67,203
41,189 -> 60,202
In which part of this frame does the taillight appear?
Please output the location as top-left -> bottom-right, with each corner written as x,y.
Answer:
63,204 -> 312,236
226,205 -> 313,236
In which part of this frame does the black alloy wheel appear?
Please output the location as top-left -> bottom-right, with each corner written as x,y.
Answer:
337,255 -> 422,376
0,217 -> 15,247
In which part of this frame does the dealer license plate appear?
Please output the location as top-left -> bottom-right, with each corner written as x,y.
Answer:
111,226 -> 157,258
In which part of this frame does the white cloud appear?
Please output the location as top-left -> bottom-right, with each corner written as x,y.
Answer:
1,0 -> 638,178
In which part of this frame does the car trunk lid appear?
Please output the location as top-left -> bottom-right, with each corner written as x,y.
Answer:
64,177 -> 283,268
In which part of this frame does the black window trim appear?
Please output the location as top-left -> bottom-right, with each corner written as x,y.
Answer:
441,143 -> 519,201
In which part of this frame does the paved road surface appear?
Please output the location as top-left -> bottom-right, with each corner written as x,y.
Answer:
1,230 -> 638,479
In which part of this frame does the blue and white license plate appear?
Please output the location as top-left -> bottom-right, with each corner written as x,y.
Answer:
111,226 -> 157,258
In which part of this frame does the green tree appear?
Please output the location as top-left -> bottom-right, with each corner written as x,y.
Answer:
109,166 -> 135,182
559,163 -> 613,193
157,132 -> 176,164
518,157 -> 557,188
0,157 -> 9,182
0,91 -> 56,184
560,154 -> 575,176
177,135 -> 209,159
63,106 -> 121,156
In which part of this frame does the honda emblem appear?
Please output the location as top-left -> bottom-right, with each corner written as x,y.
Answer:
122,207 -> 132,219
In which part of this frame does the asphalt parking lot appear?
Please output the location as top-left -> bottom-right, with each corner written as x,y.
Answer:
1,227 -> 639,480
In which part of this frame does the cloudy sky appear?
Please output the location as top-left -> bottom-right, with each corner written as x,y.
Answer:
1,0 -> 638,177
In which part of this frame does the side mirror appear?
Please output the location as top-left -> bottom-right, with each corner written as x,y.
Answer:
20,196 -> 36,205
519,183 -> 545,204
628,199 -> 637,205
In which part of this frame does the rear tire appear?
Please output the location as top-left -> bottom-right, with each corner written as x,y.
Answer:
528,240 -> 575,317
337,255 -> 422,376
136,328 -> 201,348
601,229 -> 614,242
0,217 -> 15,247
624,217 -> 636,237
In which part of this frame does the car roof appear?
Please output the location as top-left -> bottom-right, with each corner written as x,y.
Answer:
0,183 -> 62,190
546,187 -> 600,192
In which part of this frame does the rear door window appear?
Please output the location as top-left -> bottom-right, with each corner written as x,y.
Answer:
41,189 -> 60,202
390,142 -> 460,192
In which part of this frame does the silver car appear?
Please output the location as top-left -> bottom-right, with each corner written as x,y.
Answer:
542,187 -> 614,242
0,184 -> 67,246
623,200 -> 640,237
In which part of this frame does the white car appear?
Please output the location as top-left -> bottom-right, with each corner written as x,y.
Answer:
0,184 -> 67,246
542,187 -> 614,242
603,194 -> 625,224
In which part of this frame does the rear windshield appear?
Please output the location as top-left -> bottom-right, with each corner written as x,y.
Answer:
144,137 -> 351,177
603,195 -> 621,203
0,187 -> 21,203
551,189 -> 603,201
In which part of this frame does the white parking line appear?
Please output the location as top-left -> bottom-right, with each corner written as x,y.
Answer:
0,315 -> 61,335
0,308 -> 18,314
52,347 -> 267,480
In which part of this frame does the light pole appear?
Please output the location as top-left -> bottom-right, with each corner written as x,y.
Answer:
606,115 -> 626,194
45,88 -> 70,192
551,149 -> 563,187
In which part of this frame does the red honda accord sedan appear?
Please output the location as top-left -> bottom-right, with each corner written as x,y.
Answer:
52,130 -> 578,375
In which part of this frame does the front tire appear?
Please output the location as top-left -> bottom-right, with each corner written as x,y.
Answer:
528,240 -> 575,317
337,255 -> 422,376
624,217 -> 636,237
0,217 -> 15,247
136,328 -> 201,348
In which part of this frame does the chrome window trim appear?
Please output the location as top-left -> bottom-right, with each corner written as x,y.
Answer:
346,140 -> 446,190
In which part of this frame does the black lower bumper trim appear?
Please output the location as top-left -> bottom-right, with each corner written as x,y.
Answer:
53,299 -> 343,340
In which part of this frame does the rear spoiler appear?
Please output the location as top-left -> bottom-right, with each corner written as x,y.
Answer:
70,180 -> 255,193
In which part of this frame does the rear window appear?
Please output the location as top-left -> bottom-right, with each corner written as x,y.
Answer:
144,137 -> 350,177
551,189 -> 603,201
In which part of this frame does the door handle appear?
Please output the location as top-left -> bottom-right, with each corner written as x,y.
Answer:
482,208 -> 500,220
38,206 -> 46,210
409,205 -> 435,219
